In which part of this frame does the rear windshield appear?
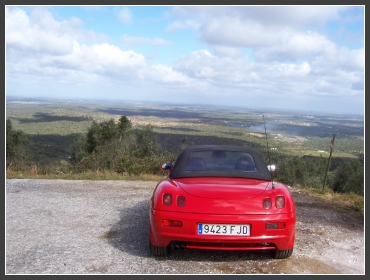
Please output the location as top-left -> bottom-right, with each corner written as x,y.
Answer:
185,151 -> 257,172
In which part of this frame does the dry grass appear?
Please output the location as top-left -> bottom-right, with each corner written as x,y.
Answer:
295,185 -> 364,214
5,170 -> 166,181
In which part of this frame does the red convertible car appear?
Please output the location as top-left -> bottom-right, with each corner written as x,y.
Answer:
149,145 -> 296,259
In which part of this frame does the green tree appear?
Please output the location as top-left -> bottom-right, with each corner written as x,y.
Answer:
118,115 -> 132,137
85,118 -> 128,154
136,124 -> 159,157
70,116 -> 133,171
274,157 -> 304,186
331,158 -> 364,195
70,133 -> 88,164
69,117 -> 172,175
86,119 -> 119,153
274,156 -> 327,188
6,119 -> 29,169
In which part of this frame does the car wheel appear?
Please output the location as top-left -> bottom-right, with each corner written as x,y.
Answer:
270,248 -> 293,259
149,240 -> 171,257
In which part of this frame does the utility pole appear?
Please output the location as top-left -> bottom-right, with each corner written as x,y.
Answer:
322,134 -> 336,192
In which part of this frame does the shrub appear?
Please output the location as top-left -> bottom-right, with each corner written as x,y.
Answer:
274,156 -> 327,188
331,159 -> 364,195
6,119 -> 29,170
69,117 -> 172,175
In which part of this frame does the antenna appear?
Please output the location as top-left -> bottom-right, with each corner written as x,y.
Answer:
263,115 -> 274,188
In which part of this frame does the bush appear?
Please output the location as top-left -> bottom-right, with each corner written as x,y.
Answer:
274,156 -> 327,188
69,117 -> 173,175
274,154 -> 364,196
6,119 -> 29,170
331,159 -> 364,195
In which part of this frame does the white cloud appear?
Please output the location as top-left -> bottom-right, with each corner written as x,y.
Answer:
91,43 -> 146,69
5,6 -> 364,115
211,45 -> 244,57
174,6 -> 347,28
254,31 -> 337,62
6,7 -> 148,82
275,62 -> 312,77
173,50 -> 256,84
230,6 -> 345,27
48,42 -> 147,80
165,19 -> 199,32
6,7 -> 74,56
5,6 -> 110,59
149,65 -> 191,83
198,17 -> 343,64
351,80 -> 364,91
120,34 -> 172,46
338,47 -> 364,70
199,18 -> 282,48
118,8 -> 132,24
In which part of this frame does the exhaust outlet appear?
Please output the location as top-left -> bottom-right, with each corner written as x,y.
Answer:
174,245 -> 180,250
180,245 -> 185,250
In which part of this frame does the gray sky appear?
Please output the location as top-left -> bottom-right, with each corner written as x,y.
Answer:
5,6 -> 364,115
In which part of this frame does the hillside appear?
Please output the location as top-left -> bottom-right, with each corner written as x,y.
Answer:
6,97 -> 364,168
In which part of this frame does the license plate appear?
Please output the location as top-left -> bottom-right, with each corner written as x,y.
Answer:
198,223 -> 250,236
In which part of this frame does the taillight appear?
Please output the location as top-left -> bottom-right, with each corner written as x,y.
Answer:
162,220 -> 182,227
266,222 -> 286,229
263,198 -> 272,209
177,196 -> 186,207
275,196 -> 285,208
163,193 -> 172,206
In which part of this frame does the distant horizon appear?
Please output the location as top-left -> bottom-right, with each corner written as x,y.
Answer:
6,94 -> 365,118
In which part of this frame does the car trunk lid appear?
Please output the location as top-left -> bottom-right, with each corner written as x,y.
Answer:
174,177 -> 270,199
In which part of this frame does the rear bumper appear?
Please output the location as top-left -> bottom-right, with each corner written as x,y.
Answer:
150,209 -> 295,251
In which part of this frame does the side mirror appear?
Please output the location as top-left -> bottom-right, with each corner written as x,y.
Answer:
267,164 -> 277,173
160,162 -> 173,171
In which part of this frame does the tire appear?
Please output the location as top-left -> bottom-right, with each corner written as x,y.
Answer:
150,240 -> 171,257
270,248 -> 293,259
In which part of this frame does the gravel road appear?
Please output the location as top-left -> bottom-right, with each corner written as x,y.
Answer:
5,179 -> 364,274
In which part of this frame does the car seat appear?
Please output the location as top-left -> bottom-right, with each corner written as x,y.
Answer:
186,157 -> 207,170
235,156 -> 257,171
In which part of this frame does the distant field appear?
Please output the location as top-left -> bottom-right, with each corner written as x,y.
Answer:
6,97 -> 364,166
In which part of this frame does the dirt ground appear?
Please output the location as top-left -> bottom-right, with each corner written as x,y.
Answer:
5,179 -> 364,274
271,186 -> 364,274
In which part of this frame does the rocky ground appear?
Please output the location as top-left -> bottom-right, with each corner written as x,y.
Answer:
5,179 -> 364,274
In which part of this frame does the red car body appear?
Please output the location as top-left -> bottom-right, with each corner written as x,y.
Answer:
149,145 -> 296,259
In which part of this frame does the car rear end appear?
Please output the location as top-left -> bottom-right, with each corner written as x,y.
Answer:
149,177 -> 295,257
